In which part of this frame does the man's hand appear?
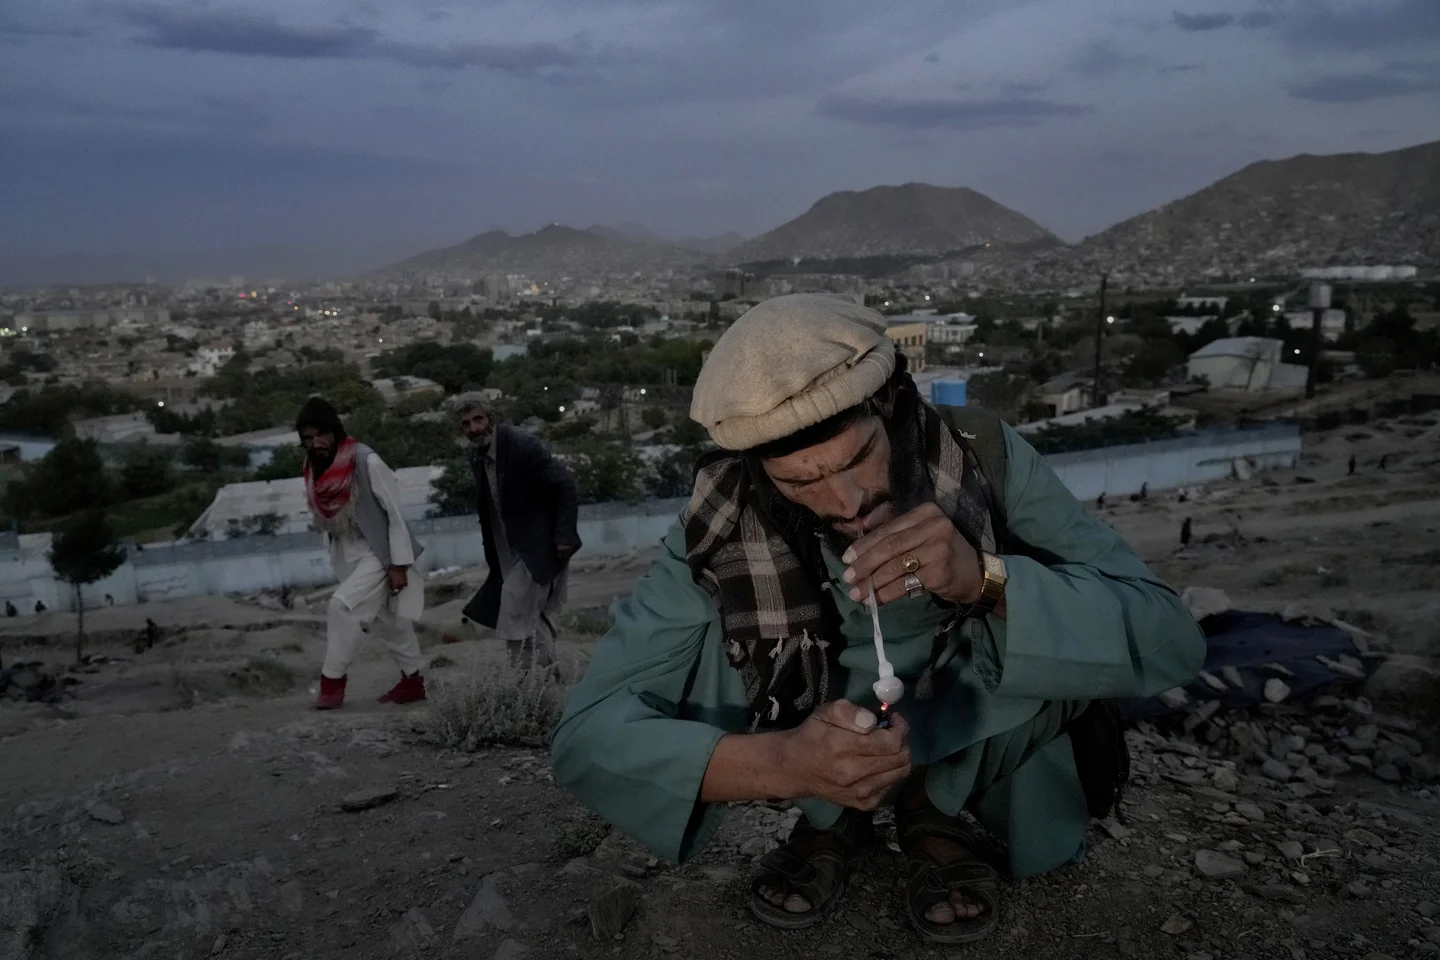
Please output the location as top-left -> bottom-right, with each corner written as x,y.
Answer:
554,543 -> 577,561
775,699 -> 912,810
840,502 -> 982,606
386,565 -> 409,594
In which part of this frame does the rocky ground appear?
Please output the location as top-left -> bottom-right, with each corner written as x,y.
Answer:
2,413 -> 1438,960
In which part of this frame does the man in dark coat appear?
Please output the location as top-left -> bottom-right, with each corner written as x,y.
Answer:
454,393 -> 582,670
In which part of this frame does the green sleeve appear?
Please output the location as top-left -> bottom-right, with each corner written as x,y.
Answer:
549,519 -> 730,864
970,424 -> 1206,700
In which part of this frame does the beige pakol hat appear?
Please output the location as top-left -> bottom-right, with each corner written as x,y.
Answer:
690,293 -> 897,451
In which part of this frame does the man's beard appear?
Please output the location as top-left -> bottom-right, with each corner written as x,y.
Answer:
307,449 -> 336,473
816,415 -> 930,557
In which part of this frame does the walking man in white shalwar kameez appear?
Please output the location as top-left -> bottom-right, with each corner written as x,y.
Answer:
296,397 -> 428,710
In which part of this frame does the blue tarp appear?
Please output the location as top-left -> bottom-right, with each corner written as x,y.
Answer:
1120,611 -> 1368,720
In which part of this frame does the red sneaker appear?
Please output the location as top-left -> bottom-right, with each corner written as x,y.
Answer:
315,674 -> 346,710
441,634 -> 460,644
378,672 -> 426,705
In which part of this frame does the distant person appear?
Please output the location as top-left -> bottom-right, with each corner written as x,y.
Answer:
296,397 -> 428,710
452,393 -> 582,673
4,601 -> 15,618
1096,492 -> 1106,510
1140,482 -> 1148,502
33,601 -> 45,615
104,594 -> 114,606
1180,517 -> 1192,548
1347,454 -> 1356,476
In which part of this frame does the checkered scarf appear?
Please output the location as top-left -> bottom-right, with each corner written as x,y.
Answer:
683,398 -> 997,731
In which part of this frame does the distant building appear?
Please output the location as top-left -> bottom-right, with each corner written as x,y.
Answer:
71,411 -> 164,445
492,344 -> 528,362
370,376 -> 444,405
187,466 -> 440,540
885,319 -> 927,373
1176,295 -> 1228,313
1186,337 -> 1306,391
1039,376 -> 1090,418
1300,265 -> 1417,281
190,344 -> 235,378
1283,309 -> 1347,342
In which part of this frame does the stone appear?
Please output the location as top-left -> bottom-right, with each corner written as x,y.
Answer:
1349,755 -> 1374,772
388,907 -> 434,952
1261,759 -> 1293,782
1234,802 -> 1265,822
1100,819 -> 1132,840
586,881 -> 640,942
1344,880 -> 1371,899
1275,840 -> 1305,860
1211,767 -> 1240,792
85,802 -> 125,825
494,941 -> 529,960
1418,901 -> 1439,919
1198,671 -> 1227,694
1159,688 -> 1190,710
1247,884 -> 1306,905
1243,851 -> 1266,865
1374,763 -> 1403,783
1263,678 -> 1291,703
339,786 -> 399,812
454,873 -> 513,940
1161,913 -> 1194,935
1222,665 -> 1245,689
738,837 -> 776,859
1344,828 -> 1384,848
1194,850 -> 1246,879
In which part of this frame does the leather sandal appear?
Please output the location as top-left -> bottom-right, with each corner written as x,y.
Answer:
897,807 -> 1001,945
748,809 -> 874,930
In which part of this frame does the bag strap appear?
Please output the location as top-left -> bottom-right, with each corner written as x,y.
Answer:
936,404 -> 1010,537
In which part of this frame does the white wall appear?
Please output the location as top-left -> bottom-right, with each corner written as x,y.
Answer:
0,425 -> 1302,613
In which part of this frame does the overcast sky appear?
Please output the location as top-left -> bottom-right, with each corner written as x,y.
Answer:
2,0 -> 1438,282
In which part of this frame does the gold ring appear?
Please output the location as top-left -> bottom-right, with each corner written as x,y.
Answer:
902,553 -> 921,573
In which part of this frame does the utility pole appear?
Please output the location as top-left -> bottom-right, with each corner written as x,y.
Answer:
1092,272 -> 1108,409
1306,282 -> 1330,399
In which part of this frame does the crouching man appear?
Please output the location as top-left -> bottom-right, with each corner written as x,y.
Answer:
550,295 -> 1205,945
297,397 -> 428,709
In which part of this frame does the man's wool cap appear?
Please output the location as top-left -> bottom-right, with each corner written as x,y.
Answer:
690,293 -> 896,451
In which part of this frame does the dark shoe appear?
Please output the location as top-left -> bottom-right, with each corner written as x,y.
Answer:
315,675 -> 346,710
896,807 -> 1001,945
378,672 -> 426,705
748,809 -> 874,930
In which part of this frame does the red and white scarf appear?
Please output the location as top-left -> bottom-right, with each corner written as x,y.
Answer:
303,436 -> 359,527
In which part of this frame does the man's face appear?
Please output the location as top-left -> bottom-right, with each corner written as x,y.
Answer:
299,427 -> 336,464
761,415 -> 899,541
459,408 -> 494,445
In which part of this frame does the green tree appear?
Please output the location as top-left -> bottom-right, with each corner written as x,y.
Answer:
47,509 -> 127,662
428,454 -> 477,517
640,407 -> 668,431
556,438 -> 643,503
371,342 -> 494,394
120,442 -> 177,499
6,438 -> 112,521
251,445 -> 306,482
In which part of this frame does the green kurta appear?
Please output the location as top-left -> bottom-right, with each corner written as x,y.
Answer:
550,422 -> 1205,877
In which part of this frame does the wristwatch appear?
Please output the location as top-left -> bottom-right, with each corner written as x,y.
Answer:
966,552 -> 1008,619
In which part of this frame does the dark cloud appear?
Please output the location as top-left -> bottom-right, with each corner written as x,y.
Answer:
1290,71 -> 1439,103
818,94 -> 1090,132
1237,10 -> 1276,28
924,52 -> 940,64
1159,63 -> 1203,74
0,17 -> 90,41
111,3 -> 588,77
1068,38 -> 1148,80
117,5 -> 378,58
1173,12 -> 1235,32
1275,0 -> 1440,52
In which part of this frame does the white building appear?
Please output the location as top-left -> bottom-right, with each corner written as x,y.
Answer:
190,344 -> 236,377
1283,309 -> 1347,342
187,465 -> 441,540
1187,337 -> 1306,392
927,314 -> 979,346
1300,265 -> 1418,281
1166,315 -> 1219,336
1176,295 -> 1228,313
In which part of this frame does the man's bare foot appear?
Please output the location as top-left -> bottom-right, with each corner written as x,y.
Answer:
909,830 -> 987,924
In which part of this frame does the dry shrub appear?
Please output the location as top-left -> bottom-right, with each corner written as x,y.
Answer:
427,655 -> 570,750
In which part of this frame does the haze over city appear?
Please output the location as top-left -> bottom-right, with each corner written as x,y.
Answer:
3,0 -> 1439,283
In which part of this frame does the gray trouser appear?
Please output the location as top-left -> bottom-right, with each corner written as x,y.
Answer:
496,560 -> 565,670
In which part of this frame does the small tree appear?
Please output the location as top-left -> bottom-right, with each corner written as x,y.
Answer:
47,510 -> 127,663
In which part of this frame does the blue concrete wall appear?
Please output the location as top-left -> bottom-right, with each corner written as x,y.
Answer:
0,424 -> 1301,612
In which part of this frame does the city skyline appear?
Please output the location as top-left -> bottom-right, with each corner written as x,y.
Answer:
3,0 -> 1439,283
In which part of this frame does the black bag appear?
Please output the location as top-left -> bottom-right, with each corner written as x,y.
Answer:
1066,698 -> 1131,821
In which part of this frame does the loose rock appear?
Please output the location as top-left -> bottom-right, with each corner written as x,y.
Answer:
339,786 -> 399,812
1161,913 -> 1194,935
85,802 -> 125,825
1260,759 -> 1293,782
1194,850 -> 1246,879
1263,678 -> 1291,703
